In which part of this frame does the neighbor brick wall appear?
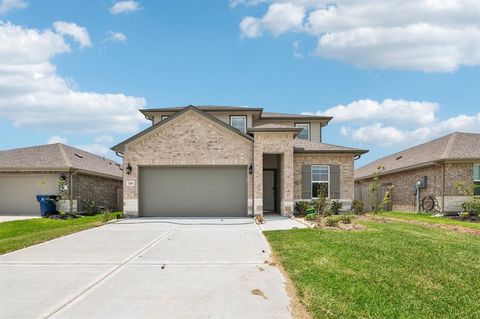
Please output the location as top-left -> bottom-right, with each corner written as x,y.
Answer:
122,110 -> 254,216
355,162 -> 475,212
72,173 -> 122,211
293,154 -> 355,201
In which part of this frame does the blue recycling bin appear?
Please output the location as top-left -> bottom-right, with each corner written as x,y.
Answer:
36,195 -> 58,217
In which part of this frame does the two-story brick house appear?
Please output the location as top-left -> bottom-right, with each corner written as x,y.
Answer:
112,105 -> 367,217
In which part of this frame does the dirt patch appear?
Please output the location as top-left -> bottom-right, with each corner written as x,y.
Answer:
251,289 -> 268,300
366,215 -> 480,237
266,251 -> 312,319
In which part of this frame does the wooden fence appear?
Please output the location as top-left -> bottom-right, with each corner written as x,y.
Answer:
354,184 -> 393,212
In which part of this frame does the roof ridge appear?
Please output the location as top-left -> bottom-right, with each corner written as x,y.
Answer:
58,144 -> 72,168
441,132 -> 458,159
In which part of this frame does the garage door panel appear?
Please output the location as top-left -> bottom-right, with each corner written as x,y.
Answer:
139,167 -> 247,217
0,174 -> 59,216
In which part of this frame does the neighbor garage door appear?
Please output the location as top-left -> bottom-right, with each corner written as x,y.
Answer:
139,166 -> 247,217
0,174 -> 60,216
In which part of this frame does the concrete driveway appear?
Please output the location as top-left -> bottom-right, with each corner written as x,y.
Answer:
0,217 -> 297,319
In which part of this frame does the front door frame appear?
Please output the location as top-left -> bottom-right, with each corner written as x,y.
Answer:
263,169 -> 278,213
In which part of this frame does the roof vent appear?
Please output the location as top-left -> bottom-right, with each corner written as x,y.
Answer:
74,153 -> 83,159
396,156 -> 403,160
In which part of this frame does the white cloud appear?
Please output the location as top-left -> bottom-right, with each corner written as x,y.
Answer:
53,21 -> 92,48
314,99 -> 439,127
0,22 -> 146,133
317,98 -> 480,147
94,135 -> 114,144
240,3 -> 305,38
77,143 -> 111,156
292,40 -> 303,58
0,0 -> 27,15
106,31 -> 127,43
235,0 -> 480,72
229,0 -> 269,8
47,135 -> 67,144
110,1 -> 140,14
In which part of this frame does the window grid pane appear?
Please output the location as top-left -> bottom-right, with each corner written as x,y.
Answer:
230,116 -> 246,133
295,124 -> 310,140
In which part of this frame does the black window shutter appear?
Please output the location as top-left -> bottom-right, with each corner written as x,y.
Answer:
301,165 -> 312,199
330,164 -> 341,199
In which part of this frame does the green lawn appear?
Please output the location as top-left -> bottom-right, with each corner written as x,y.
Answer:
265,220 -> 480,319
378,211 -> 480,230
0,212 -> 122,255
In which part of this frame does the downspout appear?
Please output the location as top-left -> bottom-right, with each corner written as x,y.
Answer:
252,137 -> 255,218
442,163 -> 446,213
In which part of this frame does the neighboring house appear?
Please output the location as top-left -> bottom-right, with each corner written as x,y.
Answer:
355,132 -> 480,213
112,105 -> 367,217
0,144 -> 123,216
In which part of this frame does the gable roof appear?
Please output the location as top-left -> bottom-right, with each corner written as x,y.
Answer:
0,144 -> 122,179
355,132 -> 480,180
293,139 -> 368,155
140,105 -> 333,122
112,106 -> 253,153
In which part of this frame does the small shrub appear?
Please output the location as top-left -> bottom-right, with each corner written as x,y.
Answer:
330,201 -> 343,215
305,212 -> 318,221
352,200 -> 365,215
325,215 -> 340,227
323,209 -> 333,217
295,201 -> 311,216
462,197 -> 480,215
340,214 -> 355,224
314,187 -> 328,216
458,211 -> 470,220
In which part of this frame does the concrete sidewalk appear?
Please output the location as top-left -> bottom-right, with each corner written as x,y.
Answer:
0,218 -> 293,319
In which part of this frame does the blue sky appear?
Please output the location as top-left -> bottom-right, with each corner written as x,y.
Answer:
0,0 -> 479,167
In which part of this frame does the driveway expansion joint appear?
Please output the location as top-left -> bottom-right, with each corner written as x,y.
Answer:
44,221 -> 186,318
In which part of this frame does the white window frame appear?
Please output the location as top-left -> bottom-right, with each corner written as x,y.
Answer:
230,115 -> 247,133
474,164 -> 480,195
295,123 -> 310,140
311,164 -> 329,199
161,115 -> 169,121
474,164 -> 480,182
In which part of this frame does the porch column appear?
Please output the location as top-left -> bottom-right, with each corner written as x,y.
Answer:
253,146 -> 264,215
281,147 -> 294,216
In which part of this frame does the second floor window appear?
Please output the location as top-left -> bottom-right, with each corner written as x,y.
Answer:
295,123 -> 310,140
230,116 -> 247,133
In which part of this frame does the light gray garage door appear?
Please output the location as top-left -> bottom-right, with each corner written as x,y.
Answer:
139,166 -> 247,217
0,174 -> 59,216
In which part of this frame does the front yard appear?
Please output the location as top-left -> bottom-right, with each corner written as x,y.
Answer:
0,212 -> 122,254
265,219 -> 480,319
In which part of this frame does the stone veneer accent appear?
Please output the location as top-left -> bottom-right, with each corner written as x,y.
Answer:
122,110 -> 254,216
355,162 -> 477,212
293,154 -> 355,203
253,132 -> 295,216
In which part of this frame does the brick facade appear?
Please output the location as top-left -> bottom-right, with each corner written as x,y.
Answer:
355,162 -> 476,212
122,110 -> 254,216
253,132 -> 295,216
293,154 -> 355,202
71,173 -> 122,211
121,109 -> 359,217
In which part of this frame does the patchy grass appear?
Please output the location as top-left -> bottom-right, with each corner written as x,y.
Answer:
378,211 -> 480,230
0,212 -> 122,254
265,220 -> 480,319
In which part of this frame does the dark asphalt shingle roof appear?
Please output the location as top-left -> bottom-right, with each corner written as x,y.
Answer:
293,139 -> 368,154
355,132 -> 480,180
0,144 -> 122,179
